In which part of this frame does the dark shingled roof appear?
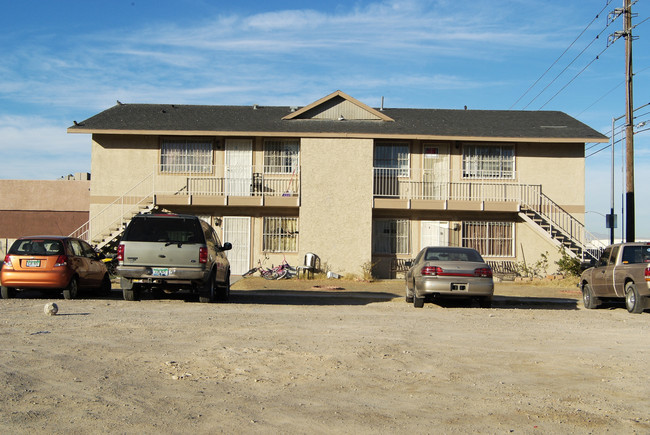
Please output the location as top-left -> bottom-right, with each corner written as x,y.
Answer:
68,103 -> 608,142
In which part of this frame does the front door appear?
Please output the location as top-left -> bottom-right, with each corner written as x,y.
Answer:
421,221 -> 449,249
423,144 -> 449,199
225,139 -> 253,196
223,216 -> 251,275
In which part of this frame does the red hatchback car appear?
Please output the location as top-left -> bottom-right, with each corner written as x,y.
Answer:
1,236 -> 111,299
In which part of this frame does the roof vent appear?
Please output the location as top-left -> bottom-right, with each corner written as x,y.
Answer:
290,106 -> 298,112
253,104 -> 259,110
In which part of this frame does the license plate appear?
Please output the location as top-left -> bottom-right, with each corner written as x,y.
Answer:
451,283 -> 467,291
152,268 -> 169,277
25,259 -> 41,267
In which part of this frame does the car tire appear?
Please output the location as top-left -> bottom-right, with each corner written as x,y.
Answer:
99,274 -> 112,296
216,271 -> 230,302
582,283 -> 600,309
63,277 -> 78,300
123,284 -> 141,301
1,286 -> 16,299
405,283 -> 413,303
413,288 -> 425,308
199,271 -> 216,303
625,282 -> 644,314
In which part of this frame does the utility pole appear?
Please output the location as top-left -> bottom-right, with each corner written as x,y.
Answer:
624,0 -> 635,242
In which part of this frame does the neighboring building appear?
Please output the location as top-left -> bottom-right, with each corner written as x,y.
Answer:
0,175 -> 90,256
67,91 -> 608,278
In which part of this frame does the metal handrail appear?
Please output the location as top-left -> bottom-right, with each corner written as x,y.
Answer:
69,173 -> 155,243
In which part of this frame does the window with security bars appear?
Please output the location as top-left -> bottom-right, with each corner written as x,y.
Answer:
263,217 -> 298,252
462,221 -> 513,257
264,139 -> 299,174
373,219 -> 410,254
462,144 -> 514,179
374,142 -> 410,177
161,139 -> 213,173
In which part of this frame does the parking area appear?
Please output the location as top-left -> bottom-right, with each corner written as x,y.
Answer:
1,279 -> 648,433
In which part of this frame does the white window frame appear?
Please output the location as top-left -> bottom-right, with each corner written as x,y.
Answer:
161,139 -> 213,173
461,221 -> 514,257
263,217 -> 298,252
264,139 -> 299,174
462,144 -> 514,179
374,142 -> 410,177
373,219 -> 410,254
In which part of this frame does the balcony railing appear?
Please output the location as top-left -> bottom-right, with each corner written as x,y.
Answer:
154,165 -> 301,197
373,168 -> 534,202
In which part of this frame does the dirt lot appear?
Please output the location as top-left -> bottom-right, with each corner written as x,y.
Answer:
1,278 -> 649,434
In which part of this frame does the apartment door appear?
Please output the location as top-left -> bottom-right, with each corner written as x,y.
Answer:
223,216 -> 251,275
421,221 -> 449,248
422,144 -> 449,199
225,139 -> 253,196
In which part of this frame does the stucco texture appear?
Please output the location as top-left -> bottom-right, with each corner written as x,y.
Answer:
299,138 -> 373,276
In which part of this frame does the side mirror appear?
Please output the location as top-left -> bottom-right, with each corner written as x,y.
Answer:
405,260 -> 412,268
589,258 -> 596,267
221,242 -> 232,251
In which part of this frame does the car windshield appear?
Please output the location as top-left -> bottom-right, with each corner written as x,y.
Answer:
424,248 -> 483,262
124,217 -> 201,243
9,239 -> 64,256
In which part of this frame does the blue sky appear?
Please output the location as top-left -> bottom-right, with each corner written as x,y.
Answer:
1,0 -> 649,238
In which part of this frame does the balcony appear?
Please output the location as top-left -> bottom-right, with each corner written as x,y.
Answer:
373,168 -> 538,212
153,165 -> 300,207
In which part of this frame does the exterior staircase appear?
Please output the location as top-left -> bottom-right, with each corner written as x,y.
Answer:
68,173 -> 157,253
518,187 -> 605,261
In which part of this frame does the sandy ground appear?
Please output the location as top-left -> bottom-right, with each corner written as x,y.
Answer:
1,278 -> 649,434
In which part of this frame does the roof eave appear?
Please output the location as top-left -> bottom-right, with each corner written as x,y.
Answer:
66,127 -> 608,143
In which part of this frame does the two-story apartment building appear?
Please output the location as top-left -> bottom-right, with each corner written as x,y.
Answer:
67,91 -> 608,278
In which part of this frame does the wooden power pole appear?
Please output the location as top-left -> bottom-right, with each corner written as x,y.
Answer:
624,0 -> 635,242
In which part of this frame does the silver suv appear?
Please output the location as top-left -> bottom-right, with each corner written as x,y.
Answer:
116,214 -> 232,302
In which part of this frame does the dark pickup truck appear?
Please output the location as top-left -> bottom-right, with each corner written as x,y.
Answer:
579,242 -> 650,313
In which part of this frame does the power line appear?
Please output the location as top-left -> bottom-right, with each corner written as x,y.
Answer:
510,0 -> 615,110
576,64 -> 650,116
539,44 -> 614,109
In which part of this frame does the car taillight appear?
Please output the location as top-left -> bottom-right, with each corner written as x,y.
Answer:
646,266 -> 650,282
54,255 -> 68,267
3,255 -> 13,270
421,266 -> 443,276
116,244 -> 125,262
474,267 -> 493,278
199,247 -> 208,264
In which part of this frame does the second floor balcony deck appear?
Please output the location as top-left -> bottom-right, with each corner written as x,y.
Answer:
373,168 -> 540,212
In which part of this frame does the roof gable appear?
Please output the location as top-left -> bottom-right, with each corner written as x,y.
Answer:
282,90 -> 394,122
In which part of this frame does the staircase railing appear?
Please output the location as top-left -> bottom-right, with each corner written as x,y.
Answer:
69,172 -> 155,244
519,185 -> 606,259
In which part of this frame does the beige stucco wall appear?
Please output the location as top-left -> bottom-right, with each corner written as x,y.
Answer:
516,142 -> 585,214
91,134 -> 160,198
299,138 -> 374,275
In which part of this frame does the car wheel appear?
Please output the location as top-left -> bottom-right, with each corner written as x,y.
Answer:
1,286 -> 16,299
582,283 -> 600,309
98,274 -> 112,296
478,296 -> 492,308
413,284 -> 425,308
405,283 -> 413,303
123,284 -> 141,301
199,271 -> 216,303
216,271 -> 230,302
625,282 -> 644,314
63,277 -> 78,300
